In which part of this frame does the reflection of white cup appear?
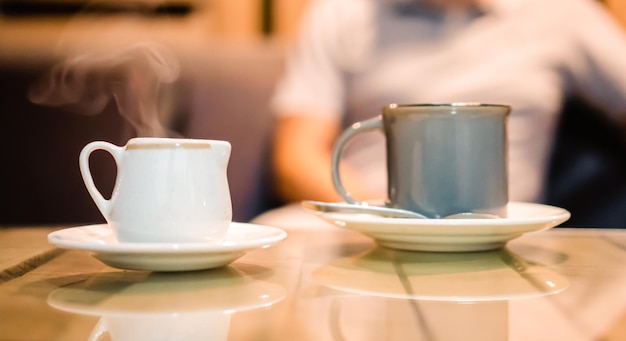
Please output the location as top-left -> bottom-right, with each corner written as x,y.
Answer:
47,267 -> 286,341
79,137 -> 232,243
89,312 -> 230,341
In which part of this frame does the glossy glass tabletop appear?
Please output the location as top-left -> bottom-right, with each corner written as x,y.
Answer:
1,225 -> 626,340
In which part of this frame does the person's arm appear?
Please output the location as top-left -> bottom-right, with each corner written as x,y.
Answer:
269,1 -> 380,203
272,114 -> 377,203
272,115 -> 340,203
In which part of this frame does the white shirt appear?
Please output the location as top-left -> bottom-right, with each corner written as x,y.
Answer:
271,0 -> 626,203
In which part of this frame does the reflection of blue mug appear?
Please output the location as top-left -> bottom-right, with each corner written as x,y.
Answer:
331,103 -> 511,218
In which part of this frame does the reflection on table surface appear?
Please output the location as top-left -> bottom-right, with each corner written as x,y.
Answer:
47,267 -> 286,341
312,246 -> 569,301
2,226 -> 626,340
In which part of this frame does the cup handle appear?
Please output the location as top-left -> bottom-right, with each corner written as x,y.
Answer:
330,115 -> 384,204
79,141 -> 124,220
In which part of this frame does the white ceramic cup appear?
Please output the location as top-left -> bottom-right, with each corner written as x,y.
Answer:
79,137 -> 232,243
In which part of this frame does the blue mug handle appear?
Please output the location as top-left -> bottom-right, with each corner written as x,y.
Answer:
330,116 -> 383,204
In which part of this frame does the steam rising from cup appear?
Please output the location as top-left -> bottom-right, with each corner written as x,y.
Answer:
28,42 -> 180,137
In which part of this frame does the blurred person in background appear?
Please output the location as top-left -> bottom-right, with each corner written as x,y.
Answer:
260,0 -> 626,221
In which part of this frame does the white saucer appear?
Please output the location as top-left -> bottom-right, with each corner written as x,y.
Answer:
48,223 -> 287,271
314,202 -> 570,252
